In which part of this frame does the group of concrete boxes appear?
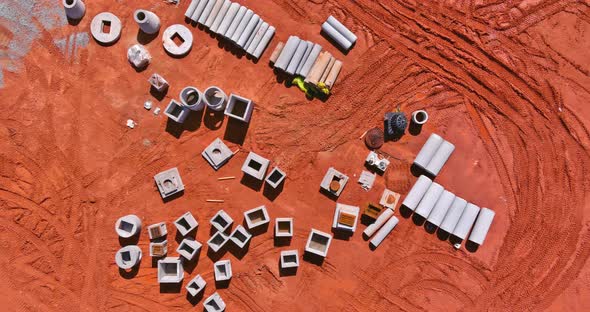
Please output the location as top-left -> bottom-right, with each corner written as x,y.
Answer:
185,0 -> 276,59
147,222 -> 168,257
332,203 -> 360,233
321,16 -> 357,51
202,138 -> 234,170
320,167 -> 349,197
413,133 -> 455,177
241,151 -> 287,189
154,167 -> 185,199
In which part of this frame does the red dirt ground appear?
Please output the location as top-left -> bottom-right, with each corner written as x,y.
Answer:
1,0 -> 589,311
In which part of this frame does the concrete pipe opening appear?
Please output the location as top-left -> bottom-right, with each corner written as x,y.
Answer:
136,11 -> 146,22
180,87 -> 204,111
412,110 -> 429,125
64,0 -> 75,6
204,86 -> 227,111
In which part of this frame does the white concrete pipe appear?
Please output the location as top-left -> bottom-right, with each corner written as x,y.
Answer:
204,86 -> 227,111
414,133 -> 444,170
185,0 -> 200,19
305,51 -> 332,84
224,6 -> 247,38
274,36 -> 300,71
319,56 -> 336,83
452,203 -> 480,240
210,0 -> 231,33
241,18 -> 262,49
63,0 -> 85,20
230,9 -> 253,43
217,2 -> 239,36
412,110 -> 429,125
439,196 -> 467,233
363,208 -> 394,238
370,216 -> 399,248
180,87 -> 204,111
198,0 -> 216,24
252,26 -> 275,59
299,43 -> 322,78
190,0 -> 210,22
237,14 -> 260,48
295,41 -> 313,75
426,190 -> 455,227
468,208 -> 495,245
414,182 -> 444,218
269,42 -> 284,64
401,175 -> 433,211
321,22 -> 352,51
325,60 -> 343,89
425,140 -> 455,177
204,0 -> 224,28
286,39 -> 309,75
327,16 -> 357,45
134,10 -> 160,35
246,22 -> 269,55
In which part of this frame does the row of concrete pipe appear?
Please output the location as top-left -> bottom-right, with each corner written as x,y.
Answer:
414,133 -> 456,177
321,16 -> 357,51
185,0 -> 276,59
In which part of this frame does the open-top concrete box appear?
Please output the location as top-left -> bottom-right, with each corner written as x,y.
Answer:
186,274 -> 206,297
229,225 -> 252,248
176,237 -> 202,261
157,257 -> 184,283
149,240 -> 167,257
305,229 -> 333,258
164,99 -> 190,124
214,259 -> 232,282
207,231 -> 229,253
224,93 -> 254,123
202,138 -> 233,170
244,205 -> 270,230
265,167 -> 286,188
147,222 -> 167,239
204,292 -> 226,312
241,152 -> 270,180
320,167 -> 349,197
154,167 -> 184,199
275,217 -> 293,238
332,203 -> 360,232
280,250 -> 299,269
148,73 -> 168,92
174,211 -> 198,236
115,245 -> 142,269
115,214 -> 141,238
210,210 -> 233,233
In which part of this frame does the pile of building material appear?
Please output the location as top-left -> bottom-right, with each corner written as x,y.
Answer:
185,0 -> 275,59
362,188 -> 402,249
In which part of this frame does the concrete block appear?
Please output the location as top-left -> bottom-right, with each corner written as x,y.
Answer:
127,44 -> 151,69
115,214 -> 141,238
243,205 -> 270,230
286,39 -> 309,75
179,86 -> 204,111
274,36 -> 300,71
204,292 -> 226,312
426,190 -> 455,227
252,26 -> 275,59
401,175 -> 432,211
265,167 -> 286,188
157,257 -> 184,283
414,182 -> 444,218
63,0 -> 85,20
164,99 -> 190,123
299,43 -> 322,78
366,151 -> 390,172
217,3 -> 240,35
210,210 -> 234,233
176,237 -> 202,260
370,216 -> 399,248
246,22 -> 269,55
379,189 -> 401,210
134,9 -> 160,34
274,217 -> 293,238
225,93 -> 254,123
305,229 -> 332,258
115,245 -> 142,269
154,167 -> 185,198
230,9 -> 253,43
468,207 -> 495,245
185,0 -> 200,19
214,259 -> 232,281
439,196 -> 467,234
237,14 -> 260,48
224,5 -> 247,39
147,222 -> 167,239
452,203 -> 480,240
174,211 -> 198,236
204,86 -> 228,111
186,274 -> 207,297
229,224 -> 252,248
190,0 -> 210,22
210,0 -> 231,33
363,208 -> 394,238
241,152 -> 270,180
207,231 -> 229,253
321,21 -> 352,51
202,138 -> 233,170
332,203 -> 359,232
320,167 -> 349,197
149,240 -> 168,257
162,24 -> 193,56
280,250 -> 299,269
204,0 -> 224,28
90,12 -> 122,44
326,15 -> 357,45
148,73 -> 168,92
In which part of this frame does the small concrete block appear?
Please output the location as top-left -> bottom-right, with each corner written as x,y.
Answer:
224,93 -> 254,123
210,210 -> 233,233
148,73 -> 168,92
274,218 -> 293,238
115,214 -> 141,238
186,274 -> 207,297
207,231 -> 229,253
174,212 -> 198,236
115,245 -> 142,269
176,238 -> 202,261
241,152 -> 270,180
90,12 -> 122,44
149,240 -> 168,257
379,189 -> 400,210
202,138 -> 233,170
243,205 -> 270,230
229,225 -> 252,248
265,167 -> 286,188
147,222 -> 167,239
305,228 -> 332,258
154,167 -> 185,199
320,167 -> 349,197
280,250 -> 299,269
162,24 -> 193,56
164,99 -> 190,124
204,292 -> 226,312
157,257 -> 184,283
214,259 -> 232,282
332,203 -> 360,232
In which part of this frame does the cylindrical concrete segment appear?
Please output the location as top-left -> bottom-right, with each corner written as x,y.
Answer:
246,22 -> 269,55
274,36 -> 300,71
63,0 -> 86,20
440,196 -> 467,233
237,14 -> 260,48
321,21 -> 352,51
217,2 -> 240,35
370,216 -> 399,248
204,86 -> 228,111
185,0 -> 200,19
134,10 -> 160,34
198,0 -> 216,24
242,18 -> 262,49
468,208 -> 495,245
327,15 -> 357,44
305,51 -> 332,84
180,87 -> 204,111
204,0 -> 224,28
452,203 -> 480,240
210,0 -> 231,33
269,41 -> 284,64
363,208 -> 394,238
224,5 -> 247,38
425,140 -> 455,177
286,40 -> 309,75
190,0 -> 210,22
401,175 -> 433,211
319,56 -> 336,83
414,133 -> 444,169
230,9 -> 253,43
414,182 -> 444,218
426,190 -> 455,227
295,41 -> 314,75
325,60 -> 343,89
299,43 -> 322,78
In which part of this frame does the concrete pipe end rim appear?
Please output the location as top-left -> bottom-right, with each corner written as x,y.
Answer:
135,10 -> 147,23
413,110 -> 429,124
63,0 -> 76,8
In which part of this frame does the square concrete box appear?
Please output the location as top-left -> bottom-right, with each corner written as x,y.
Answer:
320,167 -> 349,197
332,203 -> 360,232
148,73 -> 169,92
214,259 -> 232,282
176,238 -> 202,261
229,225 -> 252,248
379,189 -> 400,210
275,218 -> 293,238
210,210 -> 233,233
149,240 -> 168,257
186,274 -> 206,297
224,93 -> 254,123
244,206 -> 270,230
305,229 -> 333,258
202,138 -> 233,170
241,152 -> 270,180
154,167 -> 184,199
204,292 -> 226,312
207,231 -> 229,253
157,257 -> 184,283
164,99 -> 190,124
280,250 -> 299,269
175,212 -> 198,236
265,167 -> 286,188
147,222 -> 167,240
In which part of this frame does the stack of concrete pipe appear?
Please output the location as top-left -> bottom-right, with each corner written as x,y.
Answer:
270,36 -> 343,91
321,15 -> 357,51
402,175 -> 495,248
185,0 -> 275,59
414,133 -> 455,177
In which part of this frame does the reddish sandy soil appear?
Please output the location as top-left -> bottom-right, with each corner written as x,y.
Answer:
1,0 -> 590,311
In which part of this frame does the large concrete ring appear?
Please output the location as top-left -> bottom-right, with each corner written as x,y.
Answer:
162,24 -> 193,56
90,12 -> 122,44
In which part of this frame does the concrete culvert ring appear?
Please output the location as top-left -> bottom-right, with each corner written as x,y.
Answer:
204,86 -> 228,111
412,110 -> 429,125
135,11 -> 146,22
179,86 -> 204,111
